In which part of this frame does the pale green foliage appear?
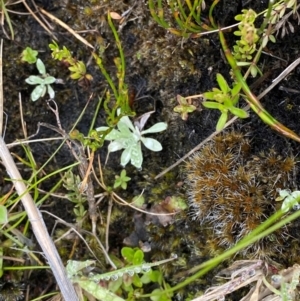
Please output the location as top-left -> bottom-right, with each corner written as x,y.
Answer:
276,189 -> 300,213
25,58 -> 56,101
267,0 -> 297,24
233,9 -> 260,77
114,169 -> 131,190
67,247 -> 176,301
0,205 -> 8,224
97,111 -> 167,169
202,73 -> 248,130
49,41 -> 93,82
173,95 -> 196,120
21,47 -> 38,64
63,170 -> 87,222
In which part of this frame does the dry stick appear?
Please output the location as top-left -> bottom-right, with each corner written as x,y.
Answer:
39,7 -> 94,49
0,137 -> 79,301
155,56 -> 300,179
21,0 -> 55,39
0,39 -> 3,136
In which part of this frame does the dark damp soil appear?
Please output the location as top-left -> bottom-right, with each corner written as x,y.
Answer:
1,0 -> 300,300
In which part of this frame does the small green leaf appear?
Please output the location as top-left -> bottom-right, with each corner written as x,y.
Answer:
70,73 -> 82,80
203,91 -> 218,100
216,73 -> 230,93
141,122 -> 168,135
47,84 -> 55,99
250,65 -> 258,77
31,84 -> 46,101
108,277 -> 123,293
141,137 -> 162,152
202,101 -> 222,109
216,112 -> 228,131
21,47 -> 38,64
269,34 -> 276,43
231,83 -> 242,96
76,279 -> 125,301
121,247 -> 135,263
113,169 -> 131,190
229,107 -> 248,118
36,58 -> 46,75
237,61 -> 251,66
149,270 -> 163,284
133,249 -> 144,265
0,206 -> 8,224
25,75 -> 44,85
44,76 -> 56,85
132,273 -> 143,287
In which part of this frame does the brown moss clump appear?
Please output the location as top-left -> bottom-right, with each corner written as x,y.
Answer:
185,132 -> 297,257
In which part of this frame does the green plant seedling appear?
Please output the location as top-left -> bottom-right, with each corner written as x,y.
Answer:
49,41 -> 93,82
173,95 -> 196,120
219,29 -> 300,143
114,169 -> 131,190
21,47 -> 38,64
25,58 -> 56,101
202,73 -> 248,130
67,248 -> 176,301
63,170 -> 87,222
97,110 -> 167,169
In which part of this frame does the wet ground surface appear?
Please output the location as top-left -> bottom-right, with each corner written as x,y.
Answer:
1,0 -> 300,299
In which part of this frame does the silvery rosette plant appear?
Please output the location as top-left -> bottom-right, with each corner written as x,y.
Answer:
25,58 -> 56,101
96,111 -> 167,169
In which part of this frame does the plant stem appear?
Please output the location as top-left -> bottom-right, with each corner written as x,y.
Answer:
219,30 -> 300,143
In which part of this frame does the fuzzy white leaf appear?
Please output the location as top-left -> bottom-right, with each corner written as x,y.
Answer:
130,143 -> 143,169
31,84 -> 46,101
96,127 -> 123,141
108,140 -> 125,152
141,137 -> 162,152
25,75 -> 44,85
141,122 -> 167,135
119,115 -> 135,132
121,147 -> 132,167
47,84 -> 55,99
118,120 -> 134,136
44,76 -> 56,84
36,58 -> 46,75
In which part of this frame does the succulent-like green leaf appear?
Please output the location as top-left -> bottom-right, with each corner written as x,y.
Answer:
133,249 -> 144,265
121,146 -> 132,167
141,122 -> 168,135
202,101 -> 222,109
229,106 -> 248,118
119,115 -> 135,132
203,91 -> 218,100
44,76 -> 56,84
141,137 -> 162,152
231,83 -> 242,96
0,206 -> 8,224
118,120 -> 134,136
75,279 -> 125,301
216,73 -> 230,93
47,84 -> 55,99
96,127 -> 123,140
130,143 -> 143,169
31,84 -> 46,101
36,58 -> 46,75
25,75 -> 44,85
109,140 -> 126,152
216,112 -> 228,131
